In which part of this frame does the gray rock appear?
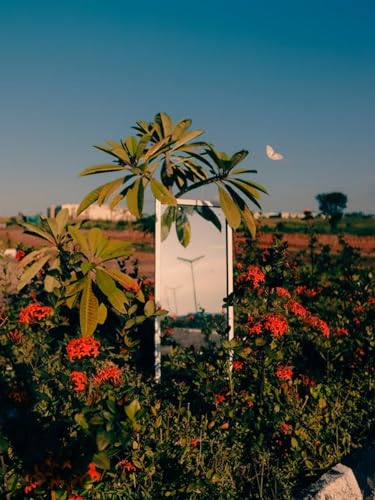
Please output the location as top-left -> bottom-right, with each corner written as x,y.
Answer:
297,463 -> 362,499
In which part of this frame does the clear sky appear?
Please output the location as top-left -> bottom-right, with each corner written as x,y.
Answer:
1,0 -> 374,216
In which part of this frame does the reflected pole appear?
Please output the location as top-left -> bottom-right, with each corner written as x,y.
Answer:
177,255 -> 205,312
167,285 -> 182,315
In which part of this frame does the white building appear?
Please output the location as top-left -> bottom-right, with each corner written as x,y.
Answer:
48,203 -> 136,222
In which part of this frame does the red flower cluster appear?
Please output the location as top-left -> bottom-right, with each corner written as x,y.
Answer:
286,300 -> 308,319
263,313 -> 288,338
87,463 -> 101,481
232,360 -> 246,370
275,287 -> 291,298
66,337 -> 100,361
335,327 -> 349,336
305,315 -> 330,337
93,364 -> 122,386
24,476 -> 42,494
68,496 -> 83,500
299,374 -> 316,387
295,285 -> 318,297
116,459 -> 137,472
19,303 -> 52,324
276,365 -> 293,381
245,265 -> 265,288
248,321 -> 262,335
70,371 -> 88,392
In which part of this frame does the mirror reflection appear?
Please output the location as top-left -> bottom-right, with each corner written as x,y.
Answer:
159,205 -> 228,350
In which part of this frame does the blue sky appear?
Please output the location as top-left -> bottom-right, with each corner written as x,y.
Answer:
1,0 -> 374,215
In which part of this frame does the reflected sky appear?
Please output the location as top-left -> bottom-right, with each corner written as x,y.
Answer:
160,207 -> 227,315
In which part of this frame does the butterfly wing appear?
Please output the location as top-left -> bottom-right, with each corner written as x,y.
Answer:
266,144 -> 284,160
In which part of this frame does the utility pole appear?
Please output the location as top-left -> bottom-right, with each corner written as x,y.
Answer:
177,255 -> 205,312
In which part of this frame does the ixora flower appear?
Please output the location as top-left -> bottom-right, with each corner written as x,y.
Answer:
275,365 -> 293,381
279,422 -> 292,435
232,360 -> 246,370
92,364 -> 122,386
87,463 -> 101,481
286,300 -> 308,319
116,459 -> 137,472
70,371 -> 88,392
305,315 -> 330,337
19,303 -> 52,324
66,337 -> 101,361
68,495 -> 83,500
275,287 -> 291,299
245,265 -> 265,288
263,313 -> 288,338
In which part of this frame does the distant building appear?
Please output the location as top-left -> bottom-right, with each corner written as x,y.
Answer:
48,203 -> 136,222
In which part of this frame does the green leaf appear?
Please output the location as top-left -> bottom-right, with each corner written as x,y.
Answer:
176,210 -> 191,247
18,254 -> 51,291
55,208 -> 69,234
241,206 -> 257,239
144,300 -> 155,317
77,186 -> 102,215
96,430 -> 112,451
125,399 -> 141,421
97,303 -> 108,324
93,451 -> 110,470
171,129 -> 204,151
44,274 -> 60,293
126,178 -> 143,218
195,205 -> 222,232
150,179 -> 177,205
97,177 -> 125,205
102,267 -> 139,292
217,185 -> 241,229
80,278 -> 99,336
21,222 -> 56,245
80,163 -> 126,176
161,205 -> 177,241
69,226 -> 90,257
96,268 -> 127,313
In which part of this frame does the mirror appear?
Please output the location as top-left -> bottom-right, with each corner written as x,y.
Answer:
155,200 -> 233,379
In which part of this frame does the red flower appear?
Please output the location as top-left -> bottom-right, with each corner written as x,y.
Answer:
66,337 -> 100,361
286,300 -> 308,319
232,360 -> 246,370
116,459 -> 137,472
24,476 -> 42,494
214,394 -> 226,407
279,422 -> 292,435
299,374 -> 316,387
190,437 -> 200,447
295,285 -> 318,297
275,287 -> 291,299
305,315 -> 330,337
245,265 -> 265,288
87,463 -> 101,481
15,249 -> 26,261
19,303 -> 52,324
68,496 -> 83,500
335,327 -> 349,336
263,313 -> 288,338
276,365 -> 293,381
70,371 -> 88,392
93,364 -> 122,386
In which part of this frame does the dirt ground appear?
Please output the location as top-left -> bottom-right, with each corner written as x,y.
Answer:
1,226 -> 374,282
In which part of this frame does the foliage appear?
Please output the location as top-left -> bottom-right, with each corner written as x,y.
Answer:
78,112 -> 267,242
0,227 -> 374,499
316,192 -> 348,231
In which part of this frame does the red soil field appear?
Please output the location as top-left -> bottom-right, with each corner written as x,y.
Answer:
1,226 -> 374,280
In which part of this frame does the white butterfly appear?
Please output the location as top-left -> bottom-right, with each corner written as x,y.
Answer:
266,144 -> 284,160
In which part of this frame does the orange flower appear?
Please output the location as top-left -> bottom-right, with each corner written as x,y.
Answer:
214,394 -> 226,407
19,303 -> 52,324
116,459 -> 137,472
305,314 -> 330,337
70,371 -> 88,392
245,265 -> 265,288
93,364 -> 122,386
286,300 -> 308,319
66,337 -> 100,361
275,287 -> 291,298
279,422 -> 292,435
276,365 -> 293,381
263,313 -> 288,338
68,496 -> 83,500
232,360 -> 246,370
335,327 -> 349,336
87,463 -> 101,481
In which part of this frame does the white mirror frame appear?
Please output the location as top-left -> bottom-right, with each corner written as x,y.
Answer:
154,199 -> 234,381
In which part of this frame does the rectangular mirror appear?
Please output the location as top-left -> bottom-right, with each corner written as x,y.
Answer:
155,199 -> 233,380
